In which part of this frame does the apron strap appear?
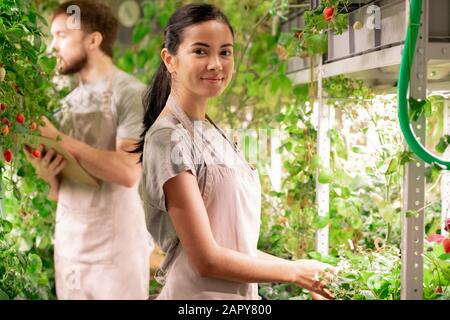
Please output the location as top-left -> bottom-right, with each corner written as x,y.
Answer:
205,114 -> 241,155
153,239 -> 180,286
100,68 -> 115,113
167,95 -> 254,171
205,109 -> 254,171
166,95 -> 215,165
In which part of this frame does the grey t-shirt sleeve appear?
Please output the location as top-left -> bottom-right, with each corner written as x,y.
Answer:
115,83 -> 146,141
142,127 -> 198,212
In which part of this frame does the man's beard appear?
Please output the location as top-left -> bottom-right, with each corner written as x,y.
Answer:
57,51 -> 88,75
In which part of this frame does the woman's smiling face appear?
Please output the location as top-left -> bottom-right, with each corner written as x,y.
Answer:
164,20 -> 234,99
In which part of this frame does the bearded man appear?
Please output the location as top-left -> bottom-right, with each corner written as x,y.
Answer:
25,0 -> 153,299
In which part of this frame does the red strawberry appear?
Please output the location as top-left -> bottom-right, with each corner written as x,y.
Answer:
0,103 -> 6,111
29,122 -> 37,131
3,149 -> 12,162
1,125 -> 9,136
324,7 -> 334,21
16,113 -> 25,124
32,149 -> 41,158
445,218 -> 450,232
2,117 -> 10,127
444,238 -> 450,254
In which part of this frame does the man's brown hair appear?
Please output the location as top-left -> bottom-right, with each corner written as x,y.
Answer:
53,0 -> 118,57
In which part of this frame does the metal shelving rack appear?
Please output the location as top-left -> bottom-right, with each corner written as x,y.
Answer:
281,0 -> 450,299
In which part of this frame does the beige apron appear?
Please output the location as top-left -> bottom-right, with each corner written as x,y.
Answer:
156,96 -> 261,300
54,73 -> 151,300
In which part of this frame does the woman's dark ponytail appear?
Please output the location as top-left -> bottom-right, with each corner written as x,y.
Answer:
133,62 -> 171,162
133,3 -> 234,163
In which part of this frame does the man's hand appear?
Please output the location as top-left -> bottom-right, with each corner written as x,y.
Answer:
24,145 -> 67,183
35,116 -> 141,187
39,116 -> 61,141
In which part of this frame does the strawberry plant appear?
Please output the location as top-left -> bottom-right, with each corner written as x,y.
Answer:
0,0 -> 62,299
279,1 -> 350,58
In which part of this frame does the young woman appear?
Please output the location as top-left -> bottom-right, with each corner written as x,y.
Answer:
136,3 -> 335,300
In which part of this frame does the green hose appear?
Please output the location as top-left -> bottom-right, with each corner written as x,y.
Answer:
398,0 -> 450,169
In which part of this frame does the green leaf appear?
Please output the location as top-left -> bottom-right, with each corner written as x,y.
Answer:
351,146 -> 366,154
310,155 -> 320,170
39,203 -> 52,217
435,134 -> 450,153
33,34 -> 42,51
321,255 -> 339,266
330,128 -> 348,159
36,235 -> 50,249
17,165 -> 28,177
277,74 -> 292,94
132,22 -> 150,44
143,2 -> 156,19
307,251 -> 322,260
28,10 -> 36,24
314,4 -> 325,14
335,14 -> 348,35
275,114 -> 284,122
278,32 -> 292,46
425,163 -> 443,183
5,27 -> 24,42
37,12 -> 48,26
399,150 -> 414,165
284,142 -> 293,151
405,210 -> 418,218
338,203 -> 358,218
318,169 -> 332,184
248,82 -> 260,97
437,253 -> 450,261
0,219 -> 13,234
367,274 -> 384,291
26,253 -> 42,274
0,289 -> 9,300
409,97 -> 429,121
21,39 -> 38,63
117,52 -> 134,72
39,56 -> 56,74
379,201 -> 395,223
423,99 -> 432,117
385,158 -> 398,175
306,33 -> 327,55
13,186 -> 21,201
293,85 -> 308,99
349,215 -> 362,229
136,50 -> 148,69
341,186 -> 351,198
307,251 -> 338,265
314,214 -> 329,229
157,11 -> 171,28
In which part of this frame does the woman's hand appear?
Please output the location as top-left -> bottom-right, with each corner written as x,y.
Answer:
310,291 -> 330,300
293,259 -> 336,299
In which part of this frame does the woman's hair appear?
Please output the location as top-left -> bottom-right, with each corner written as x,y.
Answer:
133,3 -> 234,162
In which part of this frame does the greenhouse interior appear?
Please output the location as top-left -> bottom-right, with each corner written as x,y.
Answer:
1,0 -> 450,301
